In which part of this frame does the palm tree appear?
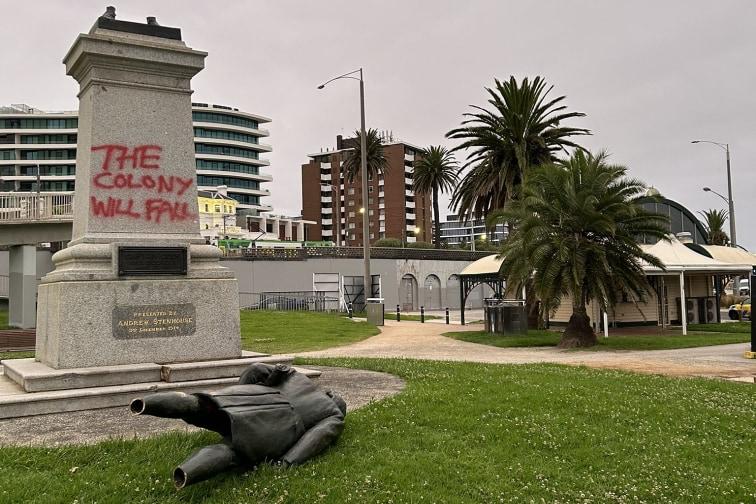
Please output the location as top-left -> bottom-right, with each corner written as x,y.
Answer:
447,76 -> 589,219
493,150 -> 668,348
698,209 -> 729,246
341,128 -> 389,183
412,146 -> 460,248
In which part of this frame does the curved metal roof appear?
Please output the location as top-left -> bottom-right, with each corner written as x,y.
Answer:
460,254 -> 504,276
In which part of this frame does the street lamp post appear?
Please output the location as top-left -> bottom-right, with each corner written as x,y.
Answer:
319,68 -> 371,300
694,140 -> 741,296
692,140 -> 736,248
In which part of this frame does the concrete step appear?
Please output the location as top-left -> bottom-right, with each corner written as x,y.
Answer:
1,351 -> 285,393
0,366 -> 321,419
161,354 -> 295,382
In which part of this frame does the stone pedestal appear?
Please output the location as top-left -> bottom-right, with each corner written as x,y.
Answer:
33,12 -> 241,370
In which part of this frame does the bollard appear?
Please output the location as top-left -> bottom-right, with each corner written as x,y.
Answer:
420,306 -> 425,323
445,307 -> 450,324
348,303 -> 353,318
396,305 -> 401,322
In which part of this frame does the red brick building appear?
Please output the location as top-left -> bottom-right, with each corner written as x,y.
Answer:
301,133 -> 432,246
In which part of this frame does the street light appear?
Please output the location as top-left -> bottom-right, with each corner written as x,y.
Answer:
702,186 -> 729,205
402,226 -> 421,248
318,68 -> 371,299
692,140 -> 736,248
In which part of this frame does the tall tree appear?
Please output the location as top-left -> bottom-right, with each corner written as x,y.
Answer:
341,128 -> 389,183
447,76 -> 589,219
493,150 -> 668,348
412,146 -> 460,248
698,209 -> 730,246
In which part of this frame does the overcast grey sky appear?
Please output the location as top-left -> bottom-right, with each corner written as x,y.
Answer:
4,1 -> 754,249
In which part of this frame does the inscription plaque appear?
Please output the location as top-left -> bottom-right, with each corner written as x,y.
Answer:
118,246 -> 187,276
113,303 -> 196,339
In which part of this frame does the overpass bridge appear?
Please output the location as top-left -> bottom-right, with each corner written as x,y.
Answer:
0,192 -> 73,328
0,192 -> 73,246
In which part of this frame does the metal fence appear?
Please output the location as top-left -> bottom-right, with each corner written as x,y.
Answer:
0,192 -> 74,222
240,291 -> 340,312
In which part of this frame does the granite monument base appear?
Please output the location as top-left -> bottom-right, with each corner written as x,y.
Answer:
35,276 -> 241,369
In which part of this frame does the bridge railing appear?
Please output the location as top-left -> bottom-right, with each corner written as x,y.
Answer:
0,192 -> 74,222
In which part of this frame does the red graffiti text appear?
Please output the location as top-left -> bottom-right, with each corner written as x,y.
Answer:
89,143 -> 195,222
91,144 -> 162,171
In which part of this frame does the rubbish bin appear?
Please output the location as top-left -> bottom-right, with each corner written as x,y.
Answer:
366,297 -> 385,326
484,299 -> 527,334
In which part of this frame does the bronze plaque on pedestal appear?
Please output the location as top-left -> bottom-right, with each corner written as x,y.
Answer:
118,247 -> 187,276
113,304 -> 196,339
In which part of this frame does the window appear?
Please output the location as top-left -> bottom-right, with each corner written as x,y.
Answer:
20,134 -> 77,144
349,223 -> 356,229
370,233 -> 375,239
193,128 -> 258,144
195,143 -> 259,159
348,211 -> 355,218
204,204 -> 209,212
348,200 -> 355,206
347,188 -> 355,195
214,205 -> 221,212
192,112 -> 258,130
197,175 -> 260,190
228,194 -> 260,206
369,210 -> 374,216
196,160 -> 260,175
368,186 -> 373,193
0,118 -> 78,129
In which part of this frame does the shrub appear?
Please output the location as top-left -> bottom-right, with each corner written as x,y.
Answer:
406,241 -> 435,249
373,238 -> 403,248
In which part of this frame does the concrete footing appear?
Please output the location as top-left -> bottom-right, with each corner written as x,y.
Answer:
0,352 -> 320,419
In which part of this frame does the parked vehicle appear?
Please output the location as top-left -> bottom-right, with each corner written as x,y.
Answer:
728,301 -> 751,320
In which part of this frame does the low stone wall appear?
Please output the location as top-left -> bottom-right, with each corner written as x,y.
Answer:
232,246 -> 491,262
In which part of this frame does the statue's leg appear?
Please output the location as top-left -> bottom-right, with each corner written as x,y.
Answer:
130,392 -> 200,419
173,443 -> 240,489
131,392 -> 231,436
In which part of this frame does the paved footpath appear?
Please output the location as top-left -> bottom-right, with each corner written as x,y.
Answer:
301,320 -> 756,381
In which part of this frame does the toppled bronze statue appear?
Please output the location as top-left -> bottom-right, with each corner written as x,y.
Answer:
130,363 -> 346,488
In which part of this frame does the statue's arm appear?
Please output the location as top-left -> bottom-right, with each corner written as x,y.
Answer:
280,415 -> 345,466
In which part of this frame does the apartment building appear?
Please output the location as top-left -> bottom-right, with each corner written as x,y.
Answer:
437,214 -> 508,246
301,133 -> 431,246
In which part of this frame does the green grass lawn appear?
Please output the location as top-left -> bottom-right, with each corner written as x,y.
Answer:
0,359 -> 752,503
446,329 -> 750,350
0,309 -> 8,330
688,321 -> 751,333
240,310 -> 379,354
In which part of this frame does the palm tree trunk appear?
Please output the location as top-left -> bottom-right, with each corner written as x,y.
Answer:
559,287 -> 597,348
432,185 -> 441,249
